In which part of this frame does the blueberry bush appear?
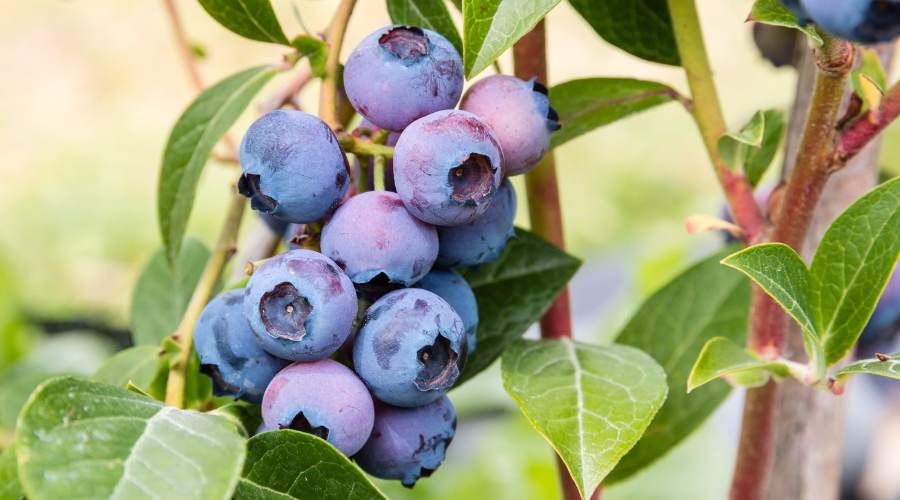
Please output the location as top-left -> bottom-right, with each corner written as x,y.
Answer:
4,1 -> 900,499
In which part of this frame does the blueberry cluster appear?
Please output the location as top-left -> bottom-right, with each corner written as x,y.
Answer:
782,0 -> 900,43
194,24 -> 558,487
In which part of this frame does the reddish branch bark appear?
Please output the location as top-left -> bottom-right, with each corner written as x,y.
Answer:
835,80 -> 900,164
513,21 -> 598,500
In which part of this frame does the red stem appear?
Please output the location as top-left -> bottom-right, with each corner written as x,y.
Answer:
729,35 -> 853,500
513,21 -> 597,500
835,80 -> 900,164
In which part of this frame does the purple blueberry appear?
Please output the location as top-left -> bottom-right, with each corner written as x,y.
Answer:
193,289 -> 289,404
262,359 -> 375,456
239,110 -> 350,223
436,178 -> 516,268
321,191 -> 438,287
354,396 -> 456,487
344,26 -> 463,132
394,110 -> 504,226
243,249 -> 357,361
353,289 -> 467,407
416,270 -> 478,353
460,75 -> 560,176
800,0 -> 900,43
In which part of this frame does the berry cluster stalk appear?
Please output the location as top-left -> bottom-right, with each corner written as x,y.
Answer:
512,20 -> 597,500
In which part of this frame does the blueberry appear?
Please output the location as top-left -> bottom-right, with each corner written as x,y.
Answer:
344,26 -> 463,131
353,289 -> 467,407
780,0 -> 811,23
262,359 -> 375,456
258,212 -> 290,236
460,75 -> 559,176
354,119 -> 401,191
354,396 -> 456,487
436,178 -> 516,268
800,0 -> 900,43
194,289 -> 289,404
243,249 -> 357,361
321,191 -> 438,287
416,270 -> 478,353
239,110 -> 350,224
394,110 -> 504,226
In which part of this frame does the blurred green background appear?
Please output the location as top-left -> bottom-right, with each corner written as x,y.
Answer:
1,1 -> 899,498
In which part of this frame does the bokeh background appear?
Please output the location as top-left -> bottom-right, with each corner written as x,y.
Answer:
1,1 -> 899,498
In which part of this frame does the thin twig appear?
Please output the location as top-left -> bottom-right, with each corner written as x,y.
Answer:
258,63 -> 315,114
319,0 -> 358,130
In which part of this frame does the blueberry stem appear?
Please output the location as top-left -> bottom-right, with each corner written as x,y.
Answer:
667,0 -> 765,244
165,191 -> 247,408
373,155 -> 386,192
357,154 -> 370,194
338,134 -> 395,159
318,0 -> 358,130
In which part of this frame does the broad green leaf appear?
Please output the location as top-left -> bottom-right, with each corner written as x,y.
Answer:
749,0 -> 823,46
568,0 -> 679,66
608,248 -> 750,484
717,110 -> 785,187
836,352 -> 900,383
130,238 -> 210,346
502,339 -> 667,499
158,65 -> 276,264
210,400 -> 261,437
291,35 -> 328,78
549,78 -> 678,148
15,377 -> 245,500
457,228 -> 581,384
236,430 -> 386,499
852,48 -> 887,95
722,243 -> 823,375
812,177 -> 900,365
387,0 -> 463,54
0,333 -> 116,431
462,0 -> 560,78
198,0 -> 289,44
0,448 -> 22,500
687,337 -> 800,392
93,345 -> 167,399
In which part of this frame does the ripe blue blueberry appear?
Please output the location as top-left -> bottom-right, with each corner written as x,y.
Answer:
239,110 -> 350,223
394,110 -> 504,226
321,191 -> 438,287
780,0 -> 811,23
460,75 -> 560,176
194,289 -> 288,404
416,270 -> 478,353
353,289 -> 467,407
354,396 -> 456,487
800,0 -> 900,43
262,359 -> 375,456
436,178 -> 516,268
344,26 -> 463,132
243,249 -> 357,361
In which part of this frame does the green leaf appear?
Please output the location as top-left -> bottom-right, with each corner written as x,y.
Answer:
131,238 -> 210,346
462,0 -> 560,78
0,333 -> 116,431
387,0 -> 463,54
568,0 -> 679,66
198,0 -> 289,44
812,177 -> 900,365
502,339 -> 667,499
749,0 -> 823,46
291,35 -> 329,78
15,377 -> 245,500
0,448 -> 22,500
93,345 -> 167,399
717,110 -> 785,186
687,337 -> 800,392
158,65 -> 276,264
210,400 -> 261,437
608,248 -> 750,484
236,430 -> 386,499
721,243 -> 823,374
548,78 -> 678,148
852,48 -> 887,95
836,352 -> 900,383
457,228 -> 581,384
